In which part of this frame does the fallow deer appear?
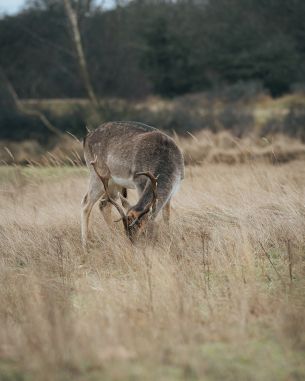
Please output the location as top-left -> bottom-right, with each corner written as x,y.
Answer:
81,121 -> 184,246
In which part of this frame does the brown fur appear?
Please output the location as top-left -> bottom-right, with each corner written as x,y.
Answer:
81,121 -> 184,246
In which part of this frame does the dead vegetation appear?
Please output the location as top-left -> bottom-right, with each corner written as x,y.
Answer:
0,159 -> 304,380
179,130 -> 305,165
1,130 -> 305,167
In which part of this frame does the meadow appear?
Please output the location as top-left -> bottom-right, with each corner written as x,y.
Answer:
0,132 -> 305,380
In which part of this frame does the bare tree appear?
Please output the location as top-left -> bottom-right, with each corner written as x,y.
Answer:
63,0 -> 98,107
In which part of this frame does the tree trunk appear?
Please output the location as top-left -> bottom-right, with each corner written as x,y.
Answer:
63,0 -> 98,107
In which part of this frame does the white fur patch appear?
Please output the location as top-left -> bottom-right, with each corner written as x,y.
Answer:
111,176 -> 136,189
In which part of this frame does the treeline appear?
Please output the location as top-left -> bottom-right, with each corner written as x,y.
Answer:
1,0 -> 305,99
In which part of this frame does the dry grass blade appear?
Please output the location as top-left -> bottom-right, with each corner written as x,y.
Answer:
259,242 -> 286,288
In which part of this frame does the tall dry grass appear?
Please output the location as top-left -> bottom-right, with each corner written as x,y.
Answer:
179,130 -> 305,165
2,130 -> 305,167
0,159 -> 305,380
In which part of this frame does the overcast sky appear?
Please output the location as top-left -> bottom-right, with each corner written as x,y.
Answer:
0,0 -> 26,14
0,0 -> 113,15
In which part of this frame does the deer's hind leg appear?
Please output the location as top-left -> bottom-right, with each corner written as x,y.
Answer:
81,175 -> 104,248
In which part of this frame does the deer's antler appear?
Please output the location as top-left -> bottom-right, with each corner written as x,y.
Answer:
90,156 -> 129,232
129,171 -> 158,227
90,157 -> 158,234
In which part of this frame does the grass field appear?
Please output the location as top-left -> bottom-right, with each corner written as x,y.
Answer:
0,159 -> 305,380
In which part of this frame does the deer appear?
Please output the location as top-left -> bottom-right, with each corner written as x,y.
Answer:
81,121 -> 184,246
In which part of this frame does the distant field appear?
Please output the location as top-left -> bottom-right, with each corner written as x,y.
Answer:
1,93 -> 304,165
0,161 -> 304,380
21,92 -> 305,125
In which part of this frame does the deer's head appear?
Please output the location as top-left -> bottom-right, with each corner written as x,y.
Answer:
90,156 -> 157,242
116,172 -> 158,241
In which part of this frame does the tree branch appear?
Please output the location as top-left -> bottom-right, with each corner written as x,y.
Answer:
0,68 -> 62,137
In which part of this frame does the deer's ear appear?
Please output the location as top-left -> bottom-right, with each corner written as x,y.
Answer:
119,193 -> 131,209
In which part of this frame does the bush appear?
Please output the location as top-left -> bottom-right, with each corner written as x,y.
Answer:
282,104 -> 305,142
262,103 -> 305,142
208,81 -> 267,104
218,107 -> 254,136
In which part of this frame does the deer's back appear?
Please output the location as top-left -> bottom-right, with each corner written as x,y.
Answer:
84,121 -> 184,180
